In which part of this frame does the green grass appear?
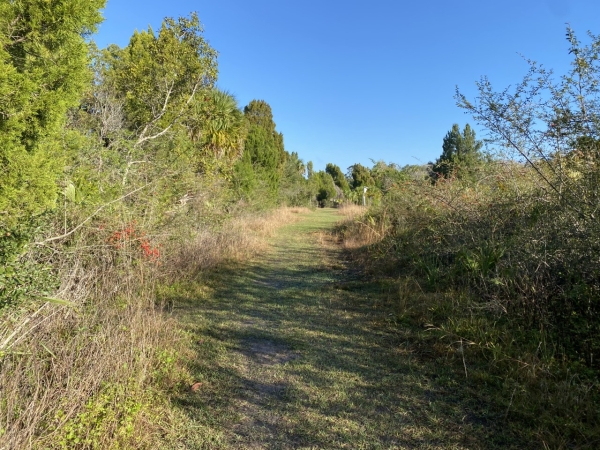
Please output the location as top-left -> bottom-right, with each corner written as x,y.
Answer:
165,209 -> 527,449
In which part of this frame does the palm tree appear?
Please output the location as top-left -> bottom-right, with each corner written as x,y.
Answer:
187,89 -> 246,156
203,90 -> 246,159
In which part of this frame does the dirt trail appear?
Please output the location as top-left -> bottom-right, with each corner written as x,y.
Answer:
171,209 -> 510,449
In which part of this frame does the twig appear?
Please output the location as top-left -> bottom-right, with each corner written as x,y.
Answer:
460,339 -> 468,379
504,387 -> 517,420
34,182 -> 155,245
0,303 -> 48,351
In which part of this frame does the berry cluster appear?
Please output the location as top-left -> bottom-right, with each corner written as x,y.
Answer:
107,221 -> 161,263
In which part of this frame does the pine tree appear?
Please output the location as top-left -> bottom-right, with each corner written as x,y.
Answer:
433,123 -> 483,179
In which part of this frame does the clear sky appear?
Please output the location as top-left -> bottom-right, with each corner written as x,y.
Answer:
94,0 -> 600,172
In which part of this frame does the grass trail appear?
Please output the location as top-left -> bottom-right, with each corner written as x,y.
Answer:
169,209 -> 521,449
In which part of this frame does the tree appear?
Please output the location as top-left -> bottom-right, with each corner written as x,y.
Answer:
279,152 -> 312,205
347,163 -> 374,189
235,100 -> 287,201
455,26 -> 600,365
307,161 -> 314,179
110,13 -> 218,145
0,0 -> 105,228
455,26 -> 600,212
290,152 -> 306,177
314,171 -> 337,205
244,100 -> 276,134
370,160 -> 406,192
187,89 -> 247,176
432,123 -> 483,179
245,126 -> 279,173
325,163 -> 350,192
244,99 -> 286,161
97,13 -> 218,187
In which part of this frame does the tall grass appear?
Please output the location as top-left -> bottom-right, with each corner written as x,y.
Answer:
166,207 -> 310,280
0,198 -> 308,448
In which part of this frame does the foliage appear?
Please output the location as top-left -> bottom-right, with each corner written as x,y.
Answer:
56,382 -> 143,449
66,13 -> 224,224
109,13 -> 217,143
347,163 -> 375,189
235,125 -> 279,201
72,13 -> 219,205
279,152 -> 312,206
0,0 -> 106,318
245,126 -> 280,179
244,99 -> 275,132
313,171 -> 337,205
0,220 -> 57,309
456,26 -> 600,366
0,8 -> 317,449
306,161 -> 314,178
233,99 -> 292,203
325,163 -> 350,192
336,26 -> 600,448
432,123 -> 483,180
340,162 -> 600,446
0,0 -> 105,228
187,89 -> 247,177
370,160 -> 408,192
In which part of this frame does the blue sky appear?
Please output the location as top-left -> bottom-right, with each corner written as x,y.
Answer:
94,0 -> 599,173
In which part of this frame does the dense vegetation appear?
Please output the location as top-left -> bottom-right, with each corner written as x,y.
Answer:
338,27 -> 600,448
2,2 -> 599,447
0,4 -> 320,447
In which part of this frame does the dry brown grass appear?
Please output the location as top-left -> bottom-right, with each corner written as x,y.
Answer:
335,206 -> 386,250
335,203 -> 366,221
167,207 -> 310,279
0,223 -> 183,449
0,206 -> 310,449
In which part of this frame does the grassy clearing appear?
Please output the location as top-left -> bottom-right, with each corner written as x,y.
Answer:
166,208 -> 528,449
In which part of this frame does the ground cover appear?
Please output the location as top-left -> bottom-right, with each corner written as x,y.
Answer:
167,208 -> 528,449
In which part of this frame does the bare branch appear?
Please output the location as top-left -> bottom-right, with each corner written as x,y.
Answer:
34,182 -> 156,245
134,77 -> 203,147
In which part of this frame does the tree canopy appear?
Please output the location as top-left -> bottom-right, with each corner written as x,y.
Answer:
326,163 -> 350,192
233,99 -> 291,201
348,163 -> 375,189
0,0 -> 106,228
432,123 -> 483,180
108,13 -> 218,145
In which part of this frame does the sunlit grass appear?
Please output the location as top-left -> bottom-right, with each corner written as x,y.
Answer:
167,208 -> 526,449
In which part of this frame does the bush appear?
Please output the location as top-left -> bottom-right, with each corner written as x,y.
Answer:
338,156 -> 600,446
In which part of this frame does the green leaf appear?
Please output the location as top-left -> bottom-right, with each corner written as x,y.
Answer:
65,182 -> 76,203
